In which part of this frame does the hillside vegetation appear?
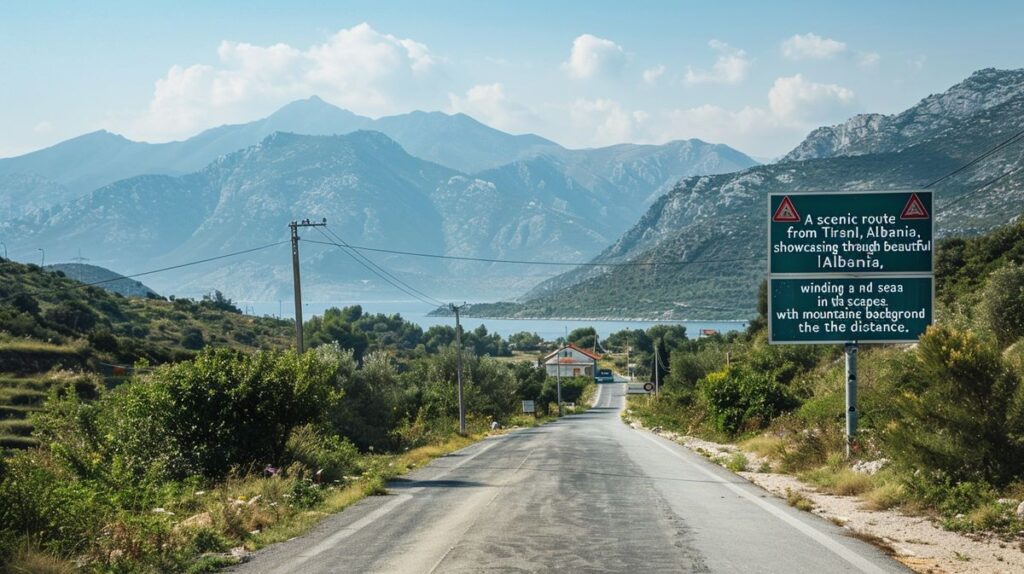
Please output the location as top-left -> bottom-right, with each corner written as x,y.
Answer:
0,257 -> 596,572
628,218 -> 1024,534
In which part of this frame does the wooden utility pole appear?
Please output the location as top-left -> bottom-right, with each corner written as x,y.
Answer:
289,218 -> 326,354
450,303 -> 468,434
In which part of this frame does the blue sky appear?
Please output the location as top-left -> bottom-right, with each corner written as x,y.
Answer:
1,0 -> 1022,158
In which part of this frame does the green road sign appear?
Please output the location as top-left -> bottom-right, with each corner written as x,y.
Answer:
768,190 -> 934,344
769,277 -> 933,344
769,191 -> 932,274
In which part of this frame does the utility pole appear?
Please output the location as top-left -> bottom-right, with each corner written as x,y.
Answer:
626,346 -> 632,382
450,302 -> 468,434
557,326 -> 568,416
654,344 -> 660,395
289,218 -> 327,354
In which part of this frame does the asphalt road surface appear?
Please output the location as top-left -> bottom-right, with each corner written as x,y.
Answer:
233,383 -> 908,573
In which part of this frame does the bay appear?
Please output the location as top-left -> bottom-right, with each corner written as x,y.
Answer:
244,299 -> 744,341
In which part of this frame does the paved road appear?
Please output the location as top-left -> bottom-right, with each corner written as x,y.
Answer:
233,383 -> 908,573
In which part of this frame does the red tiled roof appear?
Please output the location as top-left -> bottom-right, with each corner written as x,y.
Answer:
542,343 -> 602,362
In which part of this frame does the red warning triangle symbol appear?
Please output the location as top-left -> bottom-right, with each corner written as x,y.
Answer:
900,193 -> 929,220
772,196 -> 801,222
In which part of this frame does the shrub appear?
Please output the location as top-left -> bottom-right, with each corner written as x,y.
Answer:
43,301 -> 97,333
180,327 -> 205,350
285,424 -> 361,482
698,366 -> 798,435
878,326 -> 1024,485
36,348 -> 342,482
88,328 -> 119,352
0,450 -> 109,556
977,264 -> 1024,347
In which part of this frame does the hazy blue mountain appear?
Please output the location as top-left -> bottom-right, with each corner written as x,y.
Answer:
1,96 -> 758,301
45,263 -> 158,298
0,97 -> 755,223
2,130 -> 683,300
473,68 -> 1024,319
373,111 -> 562,173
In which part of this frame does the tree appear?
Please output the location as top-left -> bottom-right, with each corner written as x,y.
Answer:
508,331 -> 543,352
880,326 -> 1024,485
977,264 -> 1024,347
568,327 -> 598,350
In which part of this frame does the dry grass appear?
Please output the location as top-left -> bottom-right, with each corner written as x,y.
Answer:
5,549 -> 77,574
832,470 -> 875,496
246,432 -> 483,550
863,482 -> 906,510
786,488 -> 815,511
800,467 -> 875,497
739,434 -> 786,459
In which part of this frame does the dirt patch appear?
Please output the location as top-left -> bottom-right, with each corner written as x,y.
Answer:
636,422 -> 1024,574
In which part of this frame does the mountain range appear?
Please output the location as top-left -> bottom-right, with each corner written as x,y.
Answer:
462,68 -> 1024,319
0,98 -> 756,301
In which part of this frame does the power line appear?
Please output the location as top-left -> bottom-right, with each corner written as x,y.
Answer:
0,240 -> 289,303
939,164 -> 1024,211
309,226 -> 445,308
321,226 -> 446,307
301,238 -> 763,268
924,127 -> 1024,188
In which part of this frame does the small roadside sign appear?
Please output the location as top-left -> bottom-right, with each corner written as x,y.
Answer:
521,400 -> 535,414
772,196 -> 801,222
900,193 -> 929,219
643,382 -> 655,392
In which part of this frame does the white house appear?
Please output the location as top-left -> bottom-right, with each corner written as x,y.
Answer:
542,344 -> 601,378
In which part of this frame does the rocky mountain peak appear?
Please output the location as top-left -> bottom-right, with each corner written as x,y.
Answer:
783,67 -> 1024,163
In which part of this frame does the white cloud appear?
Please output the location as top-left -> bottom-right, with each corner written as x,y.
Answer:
781,33 -> 847,60
857,51 -> 881,70
127,23 -> 440,141
563,34 -> 625,79
685,40 -> 750,85
33,121 -> 54,134
651,75 -> 855,157
568,98 -> 647,146
767,74 -> 855,123
643,64 -> 666,85
908,55 -> 927,71
446,83 -> 537,133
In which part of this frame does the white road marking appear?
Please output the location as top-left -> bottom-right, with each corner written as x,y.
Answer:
636,431 -> 888,574
591,382 -> 604,408
268,437 -> 505,573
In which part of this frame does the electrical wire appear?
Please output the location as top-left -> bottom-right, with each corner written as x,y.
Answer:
924,127 -> 1024,188
0,240 -> 289,302
309,226 -> 446,308
301,238 -> 763,268
321,226 -> 446,307
939,164 -> 1024,210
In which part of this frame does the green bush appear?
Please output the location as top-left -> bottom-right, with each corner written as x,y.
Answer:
698,366 -> 797,435
43,301 -> 98,333
285,424 -> 361,482
0,450 -> 109,556
976,264 -> 1024,347
879,326 -> 1024,485
36,348 -> 342,481
180,327 -> 205,350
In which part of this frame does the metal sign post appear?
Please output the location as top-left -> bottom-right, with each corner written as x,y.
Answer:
845,343 -> 858,457
768,191 -> 933,456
